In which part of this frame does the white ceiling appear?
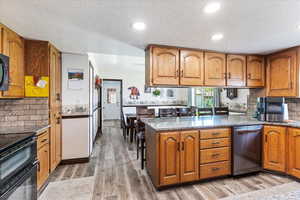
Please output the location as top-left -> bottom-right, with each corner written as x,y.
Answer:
1,0 -> 300,57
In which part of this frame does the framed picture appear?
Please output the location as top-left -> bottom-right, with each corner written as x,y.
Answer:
68,68 -> 84,90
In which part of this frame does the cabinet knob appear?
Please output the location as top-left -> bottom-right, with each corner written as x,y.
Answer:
247,73 -> 251,79
227,72 -> 231,79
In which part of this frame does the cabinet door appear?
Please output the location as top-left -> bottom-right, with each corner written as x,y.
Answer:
180,130 -> 199,182
266,50 -> 297,97
247,56 -> 265,87
226,55 -> 246,87
0,26 -> 3,53
180,50 -> 204,86
204,52 -> 226,86
159,132 -> 180,186
287,128 -> 300,178
263,126 -> 286,172
49,45 -> 61,171
37,144 -> 50,189
152,47 -> 179,85
2,29 -> 24,98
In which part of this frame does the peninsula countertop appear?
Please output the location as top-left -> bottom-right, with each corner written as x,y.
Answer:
142,115 -> 300,131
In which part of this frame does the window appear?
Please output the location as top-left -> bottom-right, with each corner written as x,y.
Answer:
188,88 -> 220,108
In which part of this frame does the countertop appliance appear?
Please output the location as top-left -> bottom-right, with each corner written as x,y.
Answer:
233,125 -> 263,176
0,54 -> 9,91
0,133 -> 37,200
256,97 -> 286,122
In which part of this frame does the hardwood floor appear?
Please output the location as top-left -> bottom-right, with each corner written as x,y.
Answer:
45,121 -> 296,200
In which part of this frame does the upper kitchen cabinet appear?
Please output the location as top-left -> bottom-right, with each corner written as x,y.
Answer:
204,52 -> 226,86
0,25 -> 25,98
145,46 -> 179,86
266,49 -> 298,97
180,50 -> 204,86
246,56 -> 265,87
226,54 -> 246,87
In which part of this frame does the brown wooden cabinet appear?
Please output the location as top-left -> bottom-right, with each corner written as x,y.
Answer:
37,130 -> 50,189
25,40 -> 62,171
149,46 -> 179,86
159,130 -> 199,186
246,56 -> 265,87
180,130 -> 199,183
180,50 -> 204,86
204,52 -> 226,86
266,49 -> 298,97
263,126 -> 286,172
226,54 -> 246,87
159,132 -> 180,186
0,25 -> 24,98
287,128 -> 300,179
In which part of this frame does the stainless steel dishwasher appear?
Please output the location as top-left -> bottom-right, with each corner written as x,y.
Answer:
232,125 -> 263,176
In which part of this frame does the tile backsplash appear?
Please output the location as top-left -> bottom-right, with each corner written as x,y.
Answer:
0,98 -> 49,127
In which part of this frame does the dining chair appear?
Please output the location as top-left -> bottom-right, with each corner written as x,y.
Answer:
214,107 -> 229,115
135,108 -> 155,170
177,107 -> 193,117
198,107 -> 214,116
159,108 -> 177,118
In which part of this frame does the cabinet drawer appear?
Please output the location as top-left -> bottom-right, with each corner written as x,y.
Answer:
200,138 -> 230,149
200,147 -> 230,164
200,161 -> 231,179
200,128 -> 230,139
37,130 -> 49,149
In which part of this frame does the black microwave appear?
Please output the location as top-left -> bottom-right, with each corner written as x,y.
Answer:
0,54 -> 9,91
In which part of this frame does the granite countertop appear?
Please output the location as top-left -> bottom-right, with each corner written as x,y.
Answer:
0,125 -> 50,135
142,115 -> 300,131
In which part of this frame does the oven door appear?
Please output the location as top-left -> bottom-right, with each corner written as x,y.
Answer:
0,164 -> 37,200
0,138 -> 37,188
0,54 -> 9,91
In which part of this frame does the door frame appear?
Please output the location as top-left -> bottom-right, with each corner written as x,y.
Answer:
102,79 -> 123,122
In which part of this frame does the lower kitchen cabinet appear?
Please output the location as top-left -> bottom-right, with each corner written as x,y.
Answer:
37,129 -> 50,190
159,130 -> 199,186
199,161 -> 231,180
287,128 -> 300,178
263,126 -> 287,172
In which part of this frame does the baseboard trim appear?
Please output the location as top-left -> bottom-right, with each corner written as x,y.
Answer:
61,157 -> 90,165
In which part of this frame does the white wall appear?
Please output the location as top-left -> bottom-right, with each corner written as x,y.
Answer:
62,53 -> 90,108
90,53 -> 188,105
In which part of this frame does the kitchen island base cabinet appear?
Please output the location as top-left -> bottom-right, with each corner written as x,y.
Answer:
287,128 -> 300,179
263,126 -> 286,172
159,131 -> 199,186
146,126 -> 231,188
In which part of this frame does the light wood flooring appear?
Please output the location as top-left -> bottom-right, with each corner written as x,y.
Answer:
48,120 -> 295,200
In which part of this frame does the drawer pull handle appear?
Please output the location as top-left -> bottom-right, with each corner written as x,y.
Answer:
212,132 -> 220,136
212,153 -> 220,157
41,139 -> 47,143
212,142 -> 220,145
212,167 -> 220,171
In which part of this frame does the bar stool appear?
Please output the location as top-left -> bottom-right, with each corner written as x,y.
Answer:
214,107 -> 229,115
159,108 -> 177,118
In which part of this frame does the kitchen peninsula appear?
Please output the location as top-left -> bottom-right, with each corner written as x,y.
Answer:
143,116 -> 300,188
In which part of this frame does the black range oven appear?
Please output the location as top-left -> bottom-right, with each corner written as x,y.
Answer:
0,133 -> 37,200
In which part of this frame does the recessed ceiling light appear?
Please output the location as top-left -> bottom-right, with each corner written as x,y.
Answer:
132,22 -> 146,31
297,25 -> 300,29
204,2 -> 221,14
211,33 -> 224,41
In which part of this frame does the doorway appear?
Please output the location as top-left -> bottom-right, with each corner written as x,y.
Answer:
102,79 -> 122,121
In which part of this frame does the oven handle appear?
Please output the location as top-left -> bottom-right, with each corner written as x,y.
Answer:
0,139 -> 36,162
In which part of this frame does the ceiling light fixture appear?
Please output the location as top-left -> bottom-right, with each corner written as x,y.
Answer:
297,25 -> 300,29
204,2 -> 221,14
211,33 -> 224,41
132,22 -> 146,31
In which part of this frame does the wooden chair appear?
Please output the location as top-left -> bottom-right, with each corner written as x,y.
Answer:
135,108 -> 155,170
121,110 -> 130,140
159,108 -> 177,118
177,107 -> 193,117
214,107 -> 229,115
198,108 -> 213,116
